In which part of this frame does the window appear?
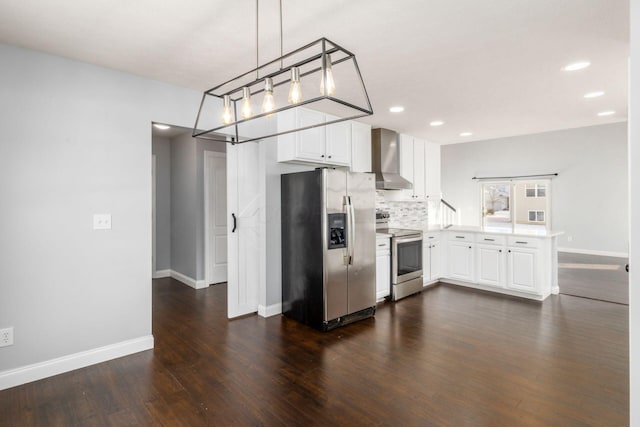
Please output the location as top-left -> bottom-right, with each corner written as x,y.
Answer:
525,184 -> 546,198
481,179 -> 551,232
528,210 -> 545,222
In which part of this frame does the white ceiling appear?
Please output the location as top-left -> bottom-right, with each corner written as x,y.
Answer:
0,0 -> 629,144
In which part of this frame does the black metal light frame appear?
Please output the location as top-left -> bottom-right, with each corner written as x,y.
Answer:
192,37 -> 373,144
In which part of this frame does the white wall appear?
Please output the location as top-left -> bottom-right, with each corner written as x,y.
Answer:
441,122 -> 628,255
629,0 -> 639,423
0,43 -> 206,388
152,136 -> 171,271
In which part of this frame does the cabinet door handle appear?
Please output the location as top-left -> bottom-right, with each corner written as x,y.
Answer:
321,154 -> 325,158
468,246 -> 472,249
484,238 -> 495,241
499,249 -> 502,253
231,213 -> 237,233
328,155 -> 332,159
508,249 -> 511,253
456,236 -> 465,239
515,241 -> 528,244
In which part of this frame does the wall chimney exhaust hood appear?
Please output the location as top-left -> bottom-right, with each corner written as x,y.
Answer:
371,128 -> 412,190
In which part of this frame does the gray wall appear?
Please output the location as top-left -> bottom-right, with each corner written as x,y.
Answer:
441,122 -> 628,254
170,132 -> 198,279
0,43 -> 204,372
152,136 -> 171,271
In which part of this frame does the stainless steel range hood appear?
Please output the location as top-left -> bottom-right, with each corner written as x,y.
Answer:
371,128 -> 413,190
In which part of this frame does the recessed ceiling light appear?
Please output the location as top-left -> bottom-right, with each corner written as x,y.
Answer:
460,132 -> 473,137
563,61 -> 591,71
389,106 -> 404,113
153,124 -> 171,130
597,111 -> 615,117
584,91 -> 605,98
430,121 -> 444,127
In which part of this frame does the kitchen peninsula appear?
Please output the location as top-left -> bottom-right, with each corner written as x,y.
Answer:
424,225 -> 562,301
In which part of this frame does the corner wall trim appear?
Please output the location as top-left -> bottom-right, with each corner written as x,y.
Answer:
152,269 -> 171,279
0,335 -> 154,391
258,303 -> 282,318
169,270 -> 208,289
558,247 -> 629,258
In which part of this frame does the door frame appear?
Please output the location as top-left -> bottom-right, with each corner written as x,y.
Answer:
152,154 -> 157,276
204,150 -> 227,286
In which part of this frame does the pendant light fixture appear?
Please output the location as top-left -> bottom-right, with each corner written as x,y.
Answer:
222,95 -> 233,125
240,87 -> 253,119
261,77 -> 276,113
193,0 -> 373,144
288,67 -> 302,104
320,54 -> 336,96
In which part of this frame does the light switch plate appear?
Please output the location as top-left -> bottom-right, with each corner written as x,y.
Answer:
93,214 -> 112,230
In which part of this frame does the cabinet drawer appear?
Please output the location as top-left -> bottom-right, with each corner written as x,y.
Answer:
448,232 -> 474,242
477,234 -> 506,245
424,232 -> 440,241
507,236 -> 540,248
376,238 -> 390,251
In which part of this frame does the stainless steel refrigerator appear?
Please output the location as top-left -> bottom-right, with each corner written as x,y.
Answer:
281,168 -> 376,331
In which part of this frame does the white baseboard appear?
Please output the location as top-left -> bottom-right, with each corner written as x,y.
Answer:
152,269 -> 171,279
258,303 -> 282,318
0,335 -> 154,391
170,270 -> 208,289
558,247 -> 629,258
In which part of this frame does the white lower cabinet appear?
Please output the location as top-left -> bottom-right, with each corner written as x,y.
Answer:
506,246 -> 540,294
447,241 -> 474,282
376,237 -> 391,300
476,243 -> 505,288
423,239 -> 441,284
440,231 -> 553,300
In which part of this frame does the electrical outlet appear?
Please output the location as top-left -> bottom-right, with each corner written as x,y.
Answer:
93,214 -> 112,230
0,327 -> 13,347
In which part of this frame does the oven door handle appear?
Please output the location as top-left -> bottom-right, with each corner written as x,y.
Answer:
393,234 -> 423,245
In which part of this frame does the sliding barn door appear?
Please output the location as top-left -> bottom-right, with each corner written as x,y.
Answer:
227,142 -> 260,318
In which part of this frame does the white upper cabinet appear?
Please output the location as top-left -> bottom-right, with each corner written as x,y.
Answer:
399,134 -> 427,200
277,108 -> 357,167
325,114 -> 351,166
351,121 -> 372,173
295,109 -> 326,161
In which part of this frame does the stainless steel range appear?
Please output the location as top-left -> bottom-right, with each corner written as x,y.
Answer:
376,213 -> 423,301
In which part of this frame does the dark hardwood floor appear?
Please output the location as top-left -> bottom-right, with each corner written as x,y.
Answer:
559,252 -> 629,305
0,278 -> 628,426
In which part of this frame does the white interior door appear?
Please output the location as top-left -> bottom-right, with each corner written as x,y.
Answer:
205,151 -> 228,285
227,142 -> 260,318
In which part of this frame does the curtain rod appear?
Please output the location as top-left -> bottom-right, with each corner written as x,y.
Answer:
471,173 -> 558,181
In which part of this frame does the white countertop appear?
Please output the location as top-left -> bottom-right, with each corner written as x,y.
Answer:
377,225 -> 563,238
433,224 -> 563,238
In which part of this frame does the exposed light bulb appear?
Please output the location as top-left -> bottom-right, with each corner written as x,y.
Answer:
241,87 -> 253,119
288,67 -> 303,104
221,95 -> 233,125
320,54 -> 336,96
261,78 -> 275,115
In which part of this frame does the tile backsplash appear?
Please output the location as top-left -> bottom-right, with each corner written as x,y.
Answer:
376,191 -> 429,229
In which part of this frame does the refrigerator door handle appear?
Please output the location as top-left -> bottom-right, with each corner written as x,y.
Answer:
348,196 -> 356,265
